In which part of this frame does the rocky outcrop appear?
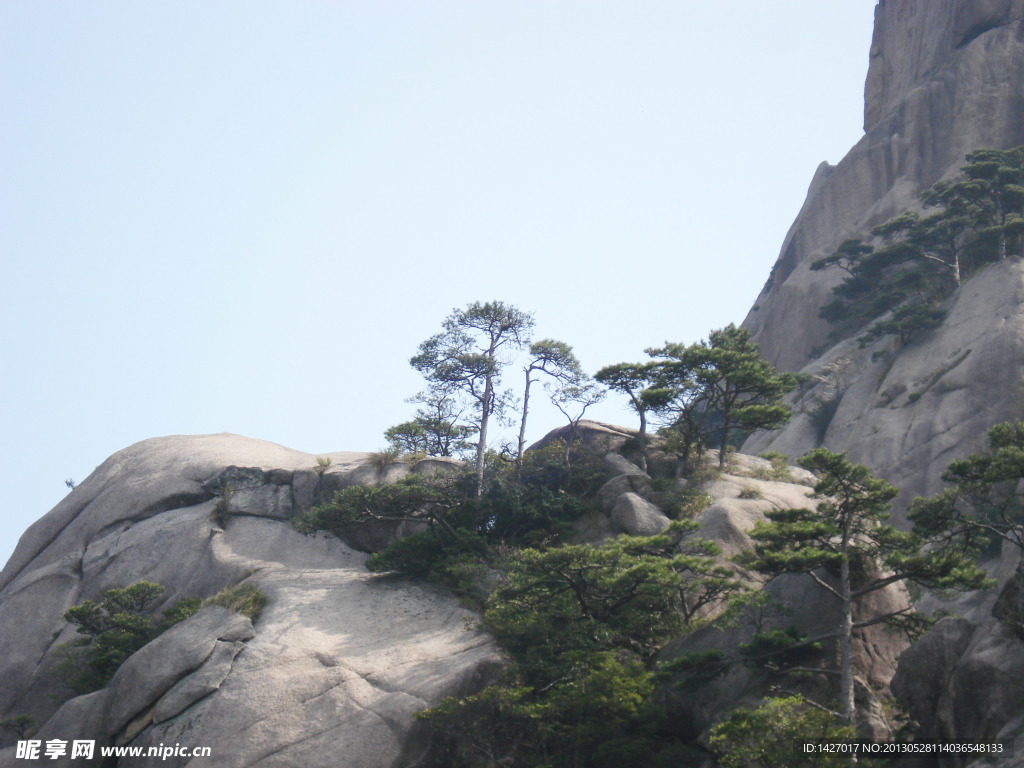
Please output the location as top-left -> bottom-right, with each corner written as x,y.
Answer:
891,576 -> 1024,767
656,453 -> 911,743
745,0 -> 1024,372
739,0 -> 1024,518
0,435 -> 500,768
746,258 -> 1024,514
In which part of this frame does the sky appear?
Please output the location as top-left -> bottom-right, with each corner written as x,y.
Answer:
0,1 -> 878,570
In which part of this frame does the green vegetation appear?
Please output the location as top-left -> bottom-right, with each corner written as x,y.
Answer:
709,696 -> 857,768
751,451 -> 795,482
517,339 -> 587,471
409,301 -> 536,494
385,389 -> 475,458
736,449 -> 991,725
56,582 -> 202,695
369,446 -> 402,471
909,419 -> 1024,555
295,297 -> 1014,762
653,480 -> 714,520
212,483 -> 235,527
54,579 -> 268,697
417,522 -> 742,768
296,441 -> 605,590
204,582 -> 268,622
594,361 -> 663,472
814,146 -> 1024,345
645,324 -> 797,470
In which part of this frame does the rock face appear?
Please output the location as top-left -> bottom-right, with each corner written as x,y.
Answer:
657,453 -> 911,743
891,592 -> 1024,767
739,6 -> 1024,748
745,0 -> 1024,372
745,258 -> 1024,514
0,435 -> 500,768
742,0 -> 1024,508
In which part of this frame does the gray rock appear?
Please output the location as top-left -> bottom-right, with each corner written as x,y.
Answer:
893,614 -> 1024,755
0,435 -> 501,767
945,622 -> 1024,745
153,639 -> 246,723
105,606 -> 254,733
596,462 -> 653,514
602,452 -> 645,478
527,420 -> 635,455
747,259 -> 1024,520
745,1 -> 1024,371
611,492 -> 670,536
890,617 -> 975,741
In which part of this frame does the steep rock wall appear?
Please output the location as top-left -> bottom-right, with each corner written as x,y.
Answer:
745,0 -> 1024,371
742,0 -> 1024,505
746,258 -> 1024,511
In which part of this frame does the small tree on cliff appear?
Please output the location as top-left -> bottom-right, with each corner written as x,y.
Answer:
737,449 -> 990,726
813,145 -> 1024,345
516,339 -> 585,472
648,325 -> 797,470
909,420 -> 1024,560
385,390 -> 475,457
411,301 -> 534,494
594,362 -> 666,472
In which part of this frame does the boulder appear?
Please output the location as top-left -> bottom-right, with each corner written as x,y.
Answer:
893,609 -> 1024,759
890,617 -> 975,742
611,492 -> 670,536
0,435 -> 501,767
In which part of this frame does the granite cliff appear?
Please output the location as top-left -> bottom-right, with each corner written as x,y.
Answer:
744,0 -> 1024,506
742,0 -> 1024,761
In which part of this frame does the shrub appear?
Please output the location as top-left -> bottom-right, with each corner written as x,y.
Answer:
204,583 -> 267,622
370,446 -> 401,471
212,484 -> 235,528
417,524 -> 743,767
753,451 -> 795,482
657,483 -> 713,519
738,486 -> 763,500
56,582 -> 201,695
709,696 -> 856,768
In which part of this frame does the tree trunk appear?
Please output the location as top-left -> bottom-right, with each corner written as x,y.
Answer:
839,535 -> 856,728
476,378 -> 493,497
516,368 -> 534,476
718,412 -> 731,470
636,406 -> 648,473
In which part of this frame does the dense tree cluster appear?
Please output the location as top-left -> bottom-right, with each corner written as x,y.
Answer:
55,582 -> 201,695
737,449 -> 990,726
418,523 -> 739,768
814,146 -> 1024,345
599,324 -> 797,472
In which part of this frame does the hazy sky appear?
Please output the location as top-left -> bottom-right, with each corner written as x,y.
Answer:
1,1 -> 878,569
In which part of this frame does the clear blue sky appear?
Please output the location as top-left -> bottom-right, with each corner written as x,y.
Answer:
1,1 -> 877,569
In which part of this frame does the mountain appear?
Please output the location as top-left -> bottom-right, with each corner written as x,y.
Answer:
741,0 -> 1024,758
5,1 -> 1024,764
0,436 -> 500,767
743,0 -> 1024,508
